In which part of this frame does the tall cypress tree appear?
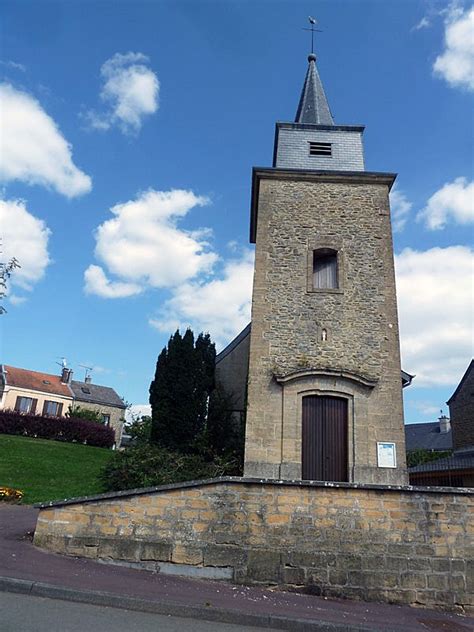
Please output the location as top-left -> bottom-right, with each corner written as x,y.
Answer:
194,332 -> 216,429
149,329 -> 216,453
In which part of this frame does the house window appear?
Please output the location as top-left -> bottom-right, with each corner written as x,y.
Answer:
313,248 -> 338,289
309,141 -> 332,156
102,414 -> 111,426
14,396 -> 37,414
43,400 -> 63,417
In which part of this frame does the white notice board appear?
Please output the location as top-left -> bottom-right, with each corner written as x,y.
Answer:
377,442 -> 397,468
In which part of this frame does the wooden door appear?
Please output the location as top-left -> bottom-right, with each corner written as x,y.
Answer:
302,396 -> 348,482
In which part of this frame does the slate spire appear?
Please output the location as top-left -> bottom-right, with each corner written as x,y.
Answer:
295,53 -> 334,125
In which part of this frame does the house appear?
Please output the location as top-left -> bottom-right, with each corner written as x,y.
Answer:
408,361 -> 474,487
69,378 -> 126,437
0,364 -> 126,444
0,365 -> 74,417
216,49 -> 411,486
404,414 -> 453,454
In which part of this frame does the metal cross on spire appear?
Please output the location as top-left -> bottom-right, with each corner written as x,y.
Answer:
303,16 -> 322,55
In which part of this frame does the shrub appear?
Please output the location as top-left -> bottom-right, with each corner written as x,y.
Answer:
0,409 -> 115,448
0,486 -> 23,502
67,405 -> 104,424
102,443 -> 238,492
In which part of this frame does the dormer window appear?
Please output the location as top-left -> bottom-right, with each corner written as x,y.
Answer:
309,141 -> 332,157
313,248 -> 338,289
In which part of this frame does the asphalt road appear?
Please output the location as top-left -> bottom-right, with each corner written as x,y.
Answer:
0,592 -> 280,632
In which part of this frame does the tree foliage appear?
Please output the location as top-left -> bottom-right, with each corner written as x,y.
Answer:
149,329 -> 216,453
406,449 -> 453,468
103,329 -> 245,492
0,257 -> 20,315
124,415 -> 152,443
67,405 -> 103,424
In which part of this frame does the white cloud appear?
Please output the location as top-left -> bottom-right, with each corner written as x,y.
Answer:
395,245 -> 474,387
85,189 -> 217,297
433,5 -> 474,91
126,404 -> 152,423
412,16 -> 431,31
390,185 -> 412,232
150,249 -> 254,348
0,198 -> 51,293
0,83 -> 92,197
417,177 -> 474,230
413,402 -> 444,417
0,60 -> 26,72
84,265 -> 142,298
85,52 -> 159,134
8,294 -> 27,305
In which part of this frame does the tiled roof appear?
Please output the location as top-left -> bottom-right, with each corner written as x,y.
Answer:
2,365 -> 73,398
295,54 -> 334,126
405,422 -> 452,452
70,380 -> 125,409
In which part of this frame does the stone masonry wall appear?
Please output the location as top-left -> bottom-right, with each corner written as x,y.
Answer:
75,401 -> 124,446
245,173 -> 406,483
34,478 -> 473,612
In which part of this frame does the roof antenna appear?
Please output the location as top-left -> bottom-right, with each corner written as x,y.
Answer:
79,364 -> 93,381
55,357 -> 68,369
303,16 -> 322,55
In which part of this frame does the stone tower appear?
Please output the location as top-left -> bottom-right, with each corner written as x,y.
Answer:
244,52 -> 408,485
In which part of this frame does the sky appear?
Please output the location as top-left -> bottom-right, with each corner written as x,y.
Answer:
1,0 -> 473,424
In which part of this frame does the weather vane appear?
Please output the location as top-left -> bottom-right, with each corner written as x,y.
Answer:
303,16 -> 322,55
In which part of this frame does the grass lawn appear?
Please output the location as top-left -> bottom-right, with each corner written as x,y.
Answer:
0,434 -> 114,504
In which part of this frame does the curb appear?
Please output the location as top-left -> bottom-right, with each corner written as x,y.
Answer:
0,576 -> 377,632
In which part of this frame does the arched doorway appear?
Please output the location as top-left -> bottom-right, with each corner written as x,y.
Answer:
302,395 -> 348,481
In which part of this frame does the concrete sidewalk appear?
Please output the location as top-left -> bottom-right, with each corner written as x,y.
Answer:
0,505 -> 472,631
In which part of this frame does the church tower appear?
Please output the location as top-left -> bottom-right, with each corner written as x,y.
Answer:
244,51 -> 408,485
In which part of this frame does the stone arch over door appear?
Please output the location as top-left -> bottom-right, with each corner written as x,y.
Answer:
275,369 -> 376,481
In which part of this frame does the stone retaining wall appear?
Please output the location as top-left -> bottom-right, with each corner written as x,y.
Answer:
34,478 -> 473,612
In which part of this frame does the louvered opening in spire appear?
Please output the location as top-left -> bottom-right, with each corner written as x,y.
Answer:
295,54 -> 334,126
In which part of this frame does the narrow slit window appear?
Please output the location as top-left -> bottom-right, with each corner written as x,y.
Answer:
309,142 -> 332,156
313,249 -> 338,289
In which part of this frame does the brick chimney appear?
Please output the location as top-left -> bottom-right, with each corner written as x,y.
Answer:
85,375 -> 92,384
61,367 -> 73,384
